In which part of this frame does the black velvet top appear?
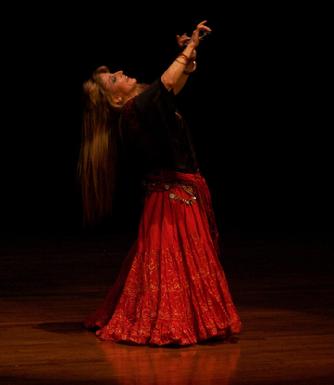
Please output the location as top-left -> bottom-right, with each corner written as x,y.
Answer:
119,78 -> 199,178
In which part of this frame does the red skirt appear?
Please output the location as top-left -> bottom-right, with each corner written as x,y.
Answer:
83,170 -> 242,346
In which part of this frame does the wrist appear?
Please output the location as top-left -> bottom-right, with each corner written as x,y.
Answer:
185,40 -> 197,50
182,43 -> 196,60
175,52 -> 191,66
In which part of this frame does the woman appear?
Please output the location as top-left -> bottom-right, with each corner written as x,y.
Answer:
79,20 -> 242,346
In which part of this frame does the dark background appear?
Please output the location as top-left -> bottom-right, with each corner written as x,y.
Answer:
1,2 -> 333,240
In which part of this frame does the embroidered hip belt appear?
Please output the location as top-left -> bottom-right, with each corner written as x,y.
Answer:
143,180 -> 197,205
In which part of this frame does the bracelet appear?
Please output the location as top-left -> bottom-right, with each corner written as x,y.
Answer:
175,52 -> 192,66
175,58 -> 188,65
178,53 -> 191,62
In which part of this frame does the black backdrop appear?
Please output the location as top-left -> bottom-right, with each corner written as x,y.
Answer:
1,2 -> 333,237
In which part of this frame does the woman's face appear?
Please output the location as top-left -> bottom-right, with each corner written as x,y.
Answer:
99,71 -> 137,98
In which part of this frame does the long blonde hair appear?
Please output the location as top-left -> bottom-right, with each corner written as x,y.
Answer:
78,66 -> 148,225
77,66 -> 120,226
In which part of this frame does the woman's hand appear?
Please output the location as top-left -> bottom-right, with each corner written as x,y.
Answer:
176,19 -> 212,51
161,20 -> 211,93
188,20 -> 212,48
176,33 -> 191,48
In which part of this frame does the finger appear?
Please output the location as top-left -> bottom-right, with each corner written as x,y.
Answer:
199,31 -> 211,40
196,20 -> 212,31
197,20 -> 208,27
198,24 -> 212,32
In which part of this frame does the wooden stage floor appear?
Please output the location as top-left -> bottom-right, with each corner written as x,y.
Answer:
1,232 -> 333,384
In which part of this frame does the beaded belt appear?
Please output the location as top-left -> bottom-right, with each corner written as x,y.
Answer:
143,180 -> 198,206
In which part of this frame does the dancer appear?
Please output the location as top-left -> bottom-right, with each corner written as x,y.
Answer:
78,20 -> 242,346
